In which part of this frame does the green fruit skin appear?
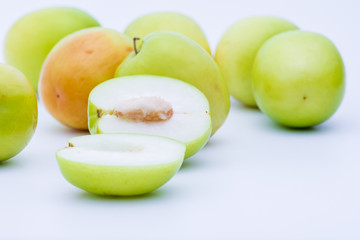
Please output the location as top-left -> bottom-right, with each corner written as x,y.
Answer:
125,12 -> 211,54
252,31 -> 345,127
56,154 -> 183,196
0,63 -> 38,161
88,99 -> 212,159
215,16 -> 298,107
182,129 -> 211,158
4,7 -> 100,92
115,31 -> 230,135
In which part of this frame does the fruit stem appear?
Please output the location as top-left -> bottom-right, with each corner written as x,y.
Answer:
133,37 -> 140,55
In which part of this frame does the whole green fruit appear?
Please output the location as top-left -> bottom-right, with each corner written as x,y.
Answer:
4,7 -> 100,92
252,31 -> 345,127
215,16 -> 298,107
125,12 -> 211,54
115,31 -> 230,135
0,63 -> 38,161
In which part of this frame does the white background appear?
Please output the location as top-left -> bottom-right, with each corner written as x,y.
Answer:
0,0 -> 359,239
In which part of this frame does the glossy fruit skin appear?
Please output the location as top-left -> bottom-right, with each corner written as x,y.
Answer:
252,31 -> 345,127
115,31 -> 230,135
57,156 -> 183,196
0,63 -> 38,161
125,12 -> 211,54
39,27 -> 133,130
215,16 -> 298,106
4,7 -> 100,92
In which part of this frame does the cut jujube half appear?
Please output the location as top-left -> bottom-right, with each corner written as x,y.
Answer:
88,75 -> 212,158
56,133 -> 186,196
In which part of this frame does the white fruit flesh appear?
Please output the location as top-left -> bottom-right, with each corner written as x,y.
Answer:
97,113 -> 208,142
88,75 -> 212,158
57,133 -> 185,166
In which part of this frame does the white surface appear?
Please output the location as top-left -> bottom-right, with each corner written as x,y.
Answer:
0,0 -> 359,239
